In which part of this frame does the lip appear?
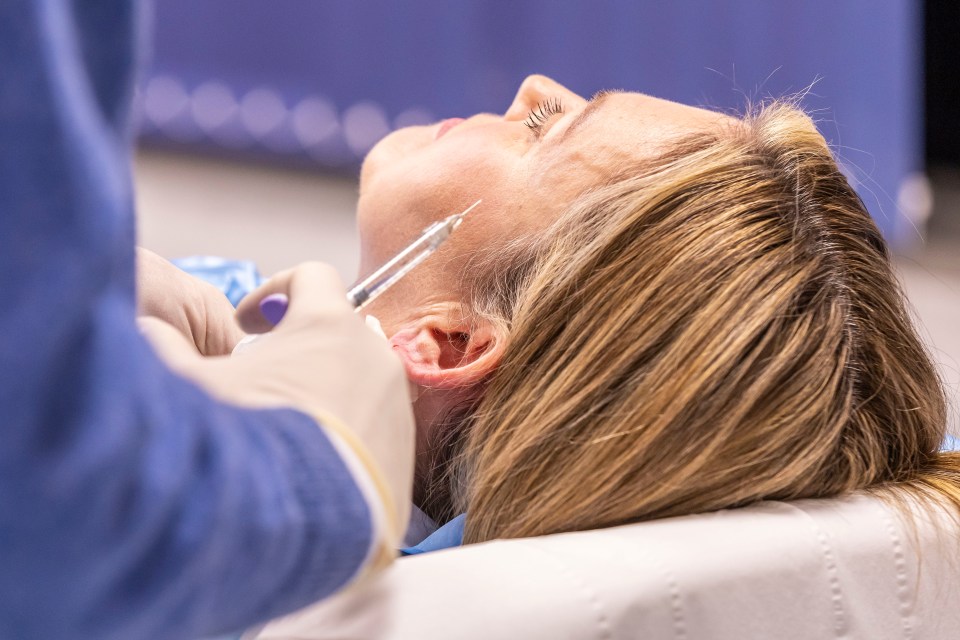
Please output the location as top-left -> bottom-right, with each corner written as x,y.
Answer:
435,117 -> 465,140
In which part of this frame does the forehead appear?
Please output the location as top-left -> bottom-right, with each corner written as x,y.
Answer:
533,92 -> 729,194
565,92 -> 728,156
610,92 -> 726,130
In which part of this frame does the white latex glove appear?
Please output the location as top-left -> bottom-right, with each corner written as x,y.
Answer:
139,262 -> 415,573
136,247 -> 245,356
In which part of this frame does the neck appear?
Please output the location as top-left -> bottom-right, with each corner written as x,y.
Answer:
411,384 -> 481,520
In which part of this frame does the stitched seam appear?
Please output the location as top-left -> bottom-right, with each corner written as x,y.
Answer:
661,562 -> 687,640
765,501 -> 848,638
608,534 -> 687,639
513,540 -> 613,640
815,529 -> 847,636
875,504 -> 916,639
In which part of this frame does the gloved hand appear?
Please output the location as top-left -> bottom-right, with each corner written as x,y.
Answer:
136,248 -> 246,356
139,262 -> 416,570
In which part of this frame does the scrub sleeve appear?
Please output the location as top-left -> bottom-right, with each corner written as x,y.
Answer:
0,2 -> 382,638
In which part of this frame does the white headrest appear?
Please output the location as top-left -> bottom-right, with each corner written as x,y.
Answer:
254,493 -> 960,639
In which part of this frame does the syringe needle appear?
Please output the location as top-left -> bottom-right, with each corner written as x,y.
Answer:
256,200 -> 481,324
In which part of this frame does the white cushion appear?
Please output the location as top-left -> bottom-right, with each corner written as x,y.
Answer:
253,493 -> 960,639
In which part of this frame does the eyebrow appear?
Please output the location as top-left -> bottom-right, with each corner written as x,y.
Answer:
556,90 -> 616,144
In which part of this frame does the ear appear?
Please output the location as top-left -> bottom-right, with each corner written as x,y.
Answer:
389,309 -> 506,390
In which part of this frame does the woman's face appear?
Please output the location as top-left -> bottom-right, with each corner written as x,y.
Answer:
357,74 -> 725,333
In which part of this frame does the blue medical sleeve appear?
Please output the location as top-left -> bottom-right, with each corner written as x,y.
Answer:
0,2 -> 372,638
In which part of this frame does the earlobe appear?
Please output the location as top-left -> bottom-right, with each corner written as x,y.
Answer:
390,316 -> 504,390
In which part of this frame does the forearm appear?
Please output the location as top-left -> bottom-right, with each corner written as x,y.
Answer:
2,322 -> 374,638
0,2 -> 375,637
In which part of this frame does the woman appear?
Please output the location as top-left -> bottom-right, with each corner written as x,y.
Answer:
351,74 -> 960,544
147,74 -> 960,546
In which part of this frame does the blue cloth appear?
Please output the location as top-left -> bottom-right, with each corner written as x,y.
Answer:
0,3 -> 372,639
174,256 -> 264,307
944,434 -> 960,452
401,514 -> 466,555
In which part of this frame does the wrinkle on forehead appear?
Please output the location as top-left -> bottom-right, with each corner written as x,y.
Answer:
528,93 -> 730,202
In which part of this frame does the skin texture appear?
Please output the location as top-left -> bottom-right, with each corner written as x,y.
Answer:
356,75 -> 728,485
134,79 -> 960,541
358,75 -> 726,330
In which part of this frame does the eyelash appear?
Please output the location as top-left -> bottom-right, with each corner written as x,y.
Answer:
523,97 -> 564,137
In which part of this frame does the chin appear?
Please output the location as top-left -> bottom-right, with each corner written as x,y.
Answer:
358,148 -> 382,198
361,125 -> 432,191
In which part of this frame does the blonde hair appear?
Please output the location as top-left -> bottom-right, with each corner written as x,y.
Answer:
426,101 -> 960,544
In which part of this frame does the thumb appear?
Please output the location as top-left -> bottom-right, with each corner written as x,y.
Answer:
235,262 -> 352,334
138,316 -> 202,372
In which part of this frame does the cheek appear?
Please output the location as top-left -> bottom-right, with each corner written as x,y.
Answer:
358,145 -> 519,270
533,148 -> 614,205
357,159 -> 464,272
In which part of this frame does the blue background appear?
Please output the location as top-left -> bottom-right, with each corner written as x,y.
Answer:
140,1 -> 921,241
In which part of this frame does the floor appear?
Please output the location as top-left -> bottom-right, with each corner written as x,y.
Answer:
134,149 -> 960,437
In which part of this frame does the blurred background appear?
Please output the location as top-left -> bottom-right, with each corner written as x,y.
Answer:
133,0 -> 958,435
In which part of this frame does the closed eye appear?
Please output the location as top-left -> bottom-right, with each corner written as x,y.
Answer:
523,98 -> 565,139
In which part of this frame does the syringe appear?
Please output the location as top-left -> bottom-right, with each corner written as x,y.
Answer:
257,199 -> 480,325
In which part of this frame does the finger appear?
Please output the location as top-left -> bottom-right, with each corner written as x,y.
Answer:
363,314 -> 387,340
135,247 -> 192,323
259,293 -> 289,327
287,262 -> 352,318
236,262 -> 351,334
138,316 -> 202,371
192,281 -> 250,356
235,266 -> 296,334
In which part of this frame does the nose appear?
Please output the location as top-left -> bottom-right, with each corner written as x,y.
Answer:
503,75 -> 587,121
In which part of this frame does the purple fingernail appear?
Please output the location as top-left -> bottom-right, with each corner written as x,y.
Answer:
259,293 -> 289,326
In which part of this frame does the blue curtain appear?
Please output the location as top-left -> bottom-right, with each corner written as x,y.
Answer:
140,1 -> 921,241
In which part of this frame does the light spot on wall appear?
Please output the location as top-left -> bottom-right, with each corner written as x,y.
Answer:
241,88 -> 288,139
144,76 -> 189,125
342,102 -> 391,157
292,97 -> 340,147
190,82 -> 238,133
